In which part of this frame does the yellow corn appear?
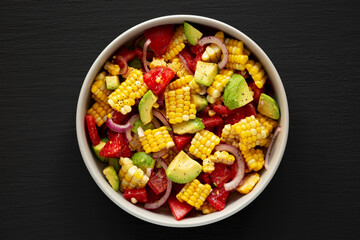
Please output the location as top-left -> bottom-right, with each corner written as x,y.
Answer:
224,62 -> 246,71
91,71 -> 112,103
149,58 -> 167,69
246,60 -> 267,89
118,157 -> 149,192
241,148 -> 264,172
107,69 -> 148,115
202,156 -> 215,173
87,101 -> 113,127
202,31 -> 225,62
201,201 -> 217,214
189,130 -> 221,160
176,179 -> 212,210
163,26 -> 187,61
224,38 -> 249,69
207,69 -> 234,100
122,67 -> 136,78
104,61 -> 120,76
213,151 -> 235,165
221,124 -> 240,148
236,172 -> 260,194
164,86 -> 197,124
139,126 -> 175,153
169,75 -> 193,90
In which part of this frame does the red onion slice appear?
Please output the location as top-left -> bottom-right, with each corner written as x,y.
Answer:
264,126 -> 282,170
116,56 -> 128,75
124,114 -> 140,142
142,39 -> 151,72
144,159 -> 172,210
178,53 -> 194,75
197,36 -> 228,69
151,117 -> 161,128
107,118 -> 132,133
137,126 -> 145,138
215,144 -> 245,191
146,168 -> 153,178
153,109 -> 171,130
199,85 -> 207,95
152,148 -> 169,159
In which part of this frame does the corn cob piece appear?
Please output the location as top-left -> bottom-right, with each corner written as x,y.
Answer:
107,69 -> 148,115
104,61 -> 120,76
221,124 -> 240,148
163,26 -> 187,61
213,151 -> 235,165
122,67 -> 136,79
87,101 -> 113,127
139,126 -> 175,154
246,60 -> 267,89
118,157 -> 149,192
149,58 -> 167,69
207,69 -> 234,103
189,130 -> 221,160
169,58 -> 193,78
176,179 -> 212,210
164,86 -> 197,124
236,172 -> 260,194
202,156 -> 215,173
202,31 -> 225,62
241,148 -> 265,172
201,201 -> 217,214
169,75 -> 193,90
223,38 -> 248,71
91,71 -> 112,103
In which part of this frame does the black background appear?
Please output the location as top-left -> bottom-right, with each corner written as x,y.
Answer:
1,0 -> 359,239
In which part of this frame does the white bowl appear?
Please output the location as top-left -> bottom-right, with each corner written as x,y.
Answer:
76,15 -> 289,227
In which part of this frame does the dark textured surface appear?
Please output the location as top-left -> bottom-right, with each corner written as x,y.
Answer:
1,0 -> 359,239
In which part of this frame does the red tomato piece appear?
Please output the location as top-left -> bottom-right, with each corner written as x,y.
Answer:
134,47 -> 154,60
198,172 -> 212,185
148,168 -> 168,195
111,110 -> 132,125
248,81 -> 265,106
212,104 -> 233,116
174,134 -> 194,151
167,195 -> 193,221
214,123 -> 224,138
179,48 -> 197,72
144,24 -> 174,57
207,187 -> 230,211
201,115 -> 224,129
146,186 -> 161,203
210,163 -> 232,188
99,132 -> 132,158
189,44 -> 206,56
223,102 -> 256,125
197,105 -> 211,118
115,47 -> 136,68
143,67 -> 175,95
123,188 -> 148,203
85,115 -> 101,146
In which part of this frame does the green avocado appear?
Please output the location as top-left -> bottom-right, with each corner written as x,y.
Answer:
92,138 -> 110,162
131,119 -> 154,134
131,152 -> 155,172
103,166 -> 119,191
184,22 -> 203,46
191,94 -> 208,111
166,151 -> 202,184
138,90 -> 158,124
223,74 -> 253,110
128,57 -> 142,70
105,76 -> 120,90
257,93 -> 280,120
172,118 -> 205,135
194,61 -> 218,86
108,158 -> 121,173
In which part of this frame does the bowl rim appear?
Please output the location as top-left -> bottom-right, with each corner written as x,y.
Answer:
76,14 -> 289,227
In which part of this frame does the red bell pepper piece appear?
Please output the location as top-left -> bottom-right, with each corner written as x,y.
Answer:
99,132 -> 132,158
167,195 -> 193,221
85,115 -> 101,146
144,24 -> 174,57
143,67 -> 175,95
148,168 -> 168,195
209,163 -> 232,188
174,134 -> 193,151
201,115 -> 224,129
123,188 -> 148,203
207,187 -> 230,211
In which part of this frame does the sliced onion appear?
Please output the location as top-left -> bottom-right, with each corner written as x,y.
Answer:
198,36 -> 228,69
153,109 -> 171,130
144,159 -> 172,210
178,53 -> 194,75
137,126 -> 144,137
199,85 -> 207,95
142,39 -> 151,72
264,126 -> 282,170
146,168 -> 153,178
107,118 -> 132,133
151,117 -> 161,128
152,148 -> 169,159
215,144 -> 245,191
116,56 -> 128,75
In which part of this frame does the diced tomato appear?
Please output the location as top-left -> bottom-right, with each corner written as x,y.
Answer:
245,101 -> 256,117
99,132 -> 132,158
115,47 -> 136,68
144,24 -> 174,57
143,67 -> 175,95
189,44 -> 206,56
134,47 -> 154,60
148,168 -> 168,195
111,110 -> 132,125
212,104 -> 233,116
223,102 -> 256,125
123,188 -> 148,203
146,186 -> 161,203
207,187 -> 230,211
198,172 -> 212,185
85,115 -> 100,146
214,123 -> 224,138
210,163 -> 232,188
99,123 -> 108,139
174,134 -> 194,151
172,183 -> 185,194
197,105 -> 211,118
248,81 -> 265,106
167,195 -> 193,221
179,48 -> 201,73
201,115 -> 224,129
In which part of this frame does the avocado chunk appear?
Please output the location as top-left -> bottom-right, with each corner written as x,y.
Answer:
191,94 -> 208,111
194,61 -> 218,86
223,74 -> 253,110
138,90 -> 158,124
105,76 -> 120,90
172,118 -> 205,135
103,166 -> 120,191
92,138 -> 109,162
128,57 -> 142,69
108,158 -> 121,173
131,119 -> 154,134
184,22 -> 203,46
257,93 -> 280,120
166,151 -> 202,183
131,152 -> 155,172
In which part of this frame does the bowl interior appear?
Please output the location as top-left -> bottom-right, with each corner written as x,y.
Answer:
76,15 -> 289,227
